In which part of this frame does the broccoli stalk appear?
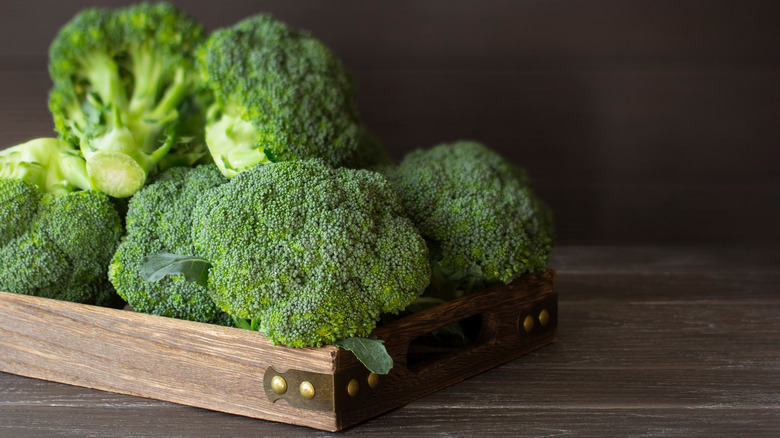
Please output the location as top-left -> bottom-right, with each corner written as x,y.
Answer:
0,138 -> 90,194
203,104 -> 269,177
48,3 -> 208,197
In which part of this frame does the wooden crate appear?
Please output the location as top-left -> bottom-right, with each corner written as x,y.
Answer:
0,270 -> 557,432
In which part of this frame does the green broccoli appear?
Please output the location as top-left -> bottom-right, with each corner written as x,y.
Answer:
109,164 -> 231,325
387,141 -> 554,301
48,2 -> 209,198
0,176 -> 123,307
191,159 -> 430,347
198,14 -> 388,178
0,137 -> 90,194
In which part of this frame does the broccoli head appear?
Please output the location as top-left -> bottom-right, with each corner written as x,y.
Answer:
109,164 -> 231,325
191,159 -> 430,347
198,14 -> 387,177
0,178 -> 123,307
387,141 -> 554,300
48,2 -> 209,197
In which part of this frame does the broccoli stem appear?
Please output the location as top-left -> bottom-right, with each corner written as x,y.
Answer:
84,151 -> 144,198
47,2 -> 207,199
55,149 -> 92,193
0,138 -> 91,194
149,67 -> 189,122
127,49 -> 188,141
82,51 -> 127,112
128,46 -> 165,118
204,109 -> 269,177
79,53 -> 188,197
84,125 -> 174,198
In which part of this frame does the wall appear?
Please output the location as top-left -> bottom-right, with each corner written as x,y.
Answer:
1,0 -> 778,245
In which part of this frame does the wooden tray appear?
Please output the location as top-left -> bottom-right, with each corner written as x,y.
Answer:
0,270 -> 557,432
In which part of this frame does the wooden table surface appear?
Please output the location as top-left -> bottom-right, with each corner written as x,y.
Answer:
1,245 -> 778,437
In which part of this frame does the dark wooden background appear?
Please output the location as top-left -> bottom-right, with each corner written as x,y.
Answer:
1,0 -> 779,244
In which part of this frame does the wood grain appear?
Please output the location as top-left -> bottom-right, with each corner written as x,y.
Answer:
0,291 -> 343,430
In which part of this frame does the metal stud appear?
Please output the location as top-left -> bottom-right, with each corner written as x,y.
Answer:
523,315 -> 535,332
270,375 -> 287,395
539,309 -> 550,327
367,372 -> 380,390
347,378 -> 359,397
299,381 -> 315,400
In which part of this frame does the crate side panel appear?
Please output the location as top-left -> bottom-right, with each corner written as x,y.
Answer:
337,271 -> 557,429
0,292 -> 339,431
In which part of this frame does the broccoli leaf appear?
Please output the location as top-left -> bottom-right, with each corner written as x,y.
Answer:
232,316 -> 261,331
335,337 -> 393,375
264,148 -> 277,163
232,316 -> 252,330
140,252 -> 210,287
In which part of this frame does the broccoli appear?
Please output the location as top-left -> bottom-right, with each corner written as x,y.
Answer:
198,14 -> 388,178
191,159 -> 430,347
109,164 -> 231,325
48,2 -> 209,198
0,137 -> 90,194
387,141 -> 554,301
0,176 -> 123,307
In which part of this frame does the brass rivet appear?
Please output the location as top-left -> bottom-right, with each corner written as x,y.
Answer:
539,309 -> 550,327
299,381 -> 315,400
367,373 -> 380,390
271,376 -> 287,395
523,315 -> 535,332
347,378 -> 359,397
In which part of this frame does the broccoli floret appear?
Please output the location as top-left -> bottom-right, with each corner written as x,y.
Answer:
0,178 -> 41,248
191,159 -> 430,347
387,141 -> 554,300
109,164 -> 231,325
48,2 -> 209,198
0,178 -> 124,307
198,14 -> 388,177
0,138 -> 90,194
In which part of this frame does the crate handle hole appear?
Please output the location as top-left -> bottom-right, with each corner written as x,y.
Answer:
406,313 -> 483,373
